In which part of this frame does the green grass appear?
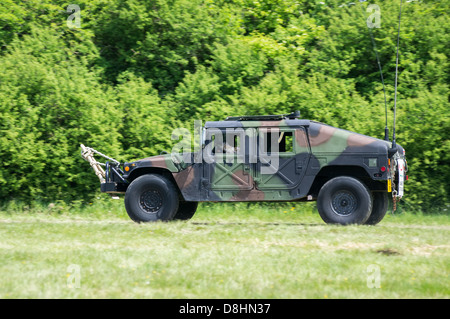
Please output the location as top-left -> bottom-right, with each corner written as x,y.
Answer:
0,199 -> 449,298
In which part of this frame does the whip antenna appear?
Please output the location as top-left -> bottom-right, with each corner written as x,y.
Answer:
392,0 -> 403,149
359,0 -> 390,141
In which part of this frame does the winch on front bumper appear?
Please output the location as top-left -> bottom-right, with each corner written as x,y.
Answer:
80,144 -> 128,195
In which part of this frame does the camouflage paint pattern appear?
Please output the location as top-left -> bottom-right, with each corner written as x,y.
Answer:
121,119 -> 399,202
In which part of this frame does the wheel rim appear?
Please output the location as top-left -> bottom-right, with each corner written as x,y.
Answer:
331,190 -> 358,216
139,189 -> 163,214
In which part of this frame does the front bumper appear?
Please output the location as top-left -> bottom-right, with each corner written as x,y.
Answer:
100,182 -> 128,194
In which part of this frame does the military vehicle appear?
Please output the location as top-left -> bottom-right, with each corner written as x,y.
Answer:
80,111 -> 407,225
81,1 -> 409,225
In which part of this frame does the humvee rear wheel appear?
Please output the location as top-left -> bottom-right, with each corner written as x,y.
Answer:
365,192 -> 390,225
317,176 -> 372,225
173,201 -> 198,221
125,174 -> 179,223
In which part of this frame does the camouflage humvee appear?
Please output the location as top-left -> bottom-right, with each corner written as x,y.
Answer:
81,111 -> 407,225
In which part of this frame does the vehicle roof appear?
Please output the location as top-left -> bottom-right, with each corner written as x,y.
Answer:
205,119 -> 312,128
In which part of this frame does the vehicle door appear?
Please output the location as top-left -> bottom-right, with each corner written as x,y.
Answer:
255,126 -> 310,190
202,127 -> 253,191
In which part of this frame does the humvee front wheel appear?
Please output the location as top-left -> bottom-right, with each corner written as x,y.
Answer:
125,174 -> 179,223
317,176 -> 372,225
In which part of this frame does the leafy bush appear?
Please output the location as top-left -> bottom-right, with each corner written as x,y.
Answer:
0,0 -> 448,212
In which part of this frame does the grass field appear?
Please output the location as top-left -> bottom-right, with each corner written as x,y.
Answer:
0,199 -> 449,299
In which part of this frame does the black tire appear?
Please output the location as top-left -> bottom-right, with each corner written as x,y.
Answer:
365,192 -> 390,225
124,174 -> 179,223
317,176 -> 372,225
173,201 -> 198,220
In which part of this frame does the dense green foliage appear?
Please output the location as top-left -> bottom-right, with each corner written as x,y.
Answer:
0,0 -> 448,212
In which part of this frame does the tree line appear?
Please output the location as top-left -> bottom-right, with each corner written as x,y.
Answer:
0,0 -> 448,212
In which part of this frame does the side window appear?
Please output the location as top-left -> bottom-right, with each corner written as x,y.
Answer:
205,128 -> 243,155
204,128 -> 221,155
224,133 -> 241,154
278,131 -> 294,153
260,129 -> 295,154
